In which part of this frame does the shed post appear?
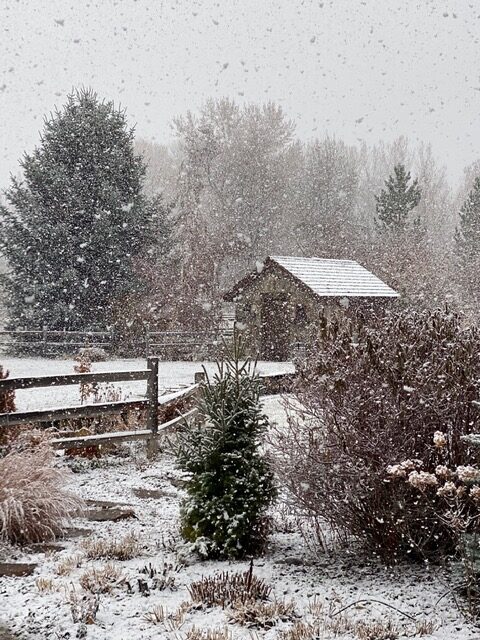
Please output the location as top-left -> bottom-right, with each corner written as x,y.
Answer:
146,356 -> 159,458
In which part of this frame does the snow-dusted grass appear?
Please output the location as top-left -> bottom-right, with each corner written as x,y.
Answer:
1,357 -> 295,412
0,395 -> 476,639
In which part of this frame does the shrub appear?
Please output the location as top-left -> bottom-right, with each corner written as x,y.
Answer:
273,309 -> 480,560
176,336 -> 276,559
0,445 -> 84,544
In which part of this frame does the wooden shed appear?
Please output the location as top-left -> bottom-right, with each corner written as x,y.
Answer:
224,255 -> 399,361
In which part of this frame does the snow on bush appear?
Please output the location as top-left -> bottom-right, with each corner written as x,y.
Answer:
176,337 -> 276,559
0,445 -> 83,544
273,309 -> 480,560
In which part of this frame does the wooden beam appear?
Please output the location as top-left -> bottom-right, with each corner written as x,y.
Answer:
0,400 -> 148,428
50,408 -> 198,449
0,369 -> 150,391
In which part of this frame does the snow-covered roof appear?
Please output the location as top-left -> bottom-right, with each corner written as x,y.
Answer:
269,256 -> 399,298
225,255 -> 399,300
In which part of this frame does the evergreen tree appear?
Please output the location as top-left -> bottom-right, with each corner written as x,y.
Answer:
375,164 -> 421,231
455,176 -> 480,264
177,337 -> 276,559
0,89 -> 161,329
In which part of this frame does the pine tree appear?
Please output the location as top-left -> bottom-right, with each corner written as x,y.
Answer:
455,176 -> 480,264
0,89 -> 162,329
177,337 -> 276,559
375,164 -> 421,231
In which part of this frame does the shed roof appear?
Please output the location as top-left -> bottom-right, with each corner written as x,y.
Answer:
225,256 -> 399,300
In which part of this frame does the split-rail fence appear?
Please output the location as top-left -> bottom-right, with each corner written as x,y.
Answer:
0,357 -> 200,456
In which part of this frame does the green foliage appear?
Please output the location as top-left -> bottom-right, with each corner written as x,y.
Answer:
0,88 -> 166,329
456,176 -> 480,264
375,163 -> 421,231
177,337 -> 276,559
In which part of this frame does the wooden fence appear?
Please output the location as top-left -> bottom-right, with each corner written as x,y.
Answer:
145,329 -> 234,360
0,327 -> 234,360
0,357 -> 199,456
0,328 -> 113,357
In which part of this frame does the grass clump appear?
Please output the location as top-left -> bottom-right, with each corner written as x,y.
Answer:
81,532 -> 139,560
0,445 -> 83,544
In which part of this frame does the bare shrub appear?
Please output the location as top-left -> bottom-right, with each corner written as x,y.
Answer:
228,598 -> 297,628
0,445 -> 84,544
187,562 -> 271,608
273,309 -> 480,560
79,563 -> 125,594
81,533 -> 139,560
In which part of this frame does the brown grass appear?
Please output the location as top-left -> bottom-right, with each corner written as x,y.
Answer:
144,601 -> 190,629
79,563 -> 125,594
228,599 -> 297,628
81,533 -> 140,560
55,553 -> 84,576
0,445 -> 84,544
184,628 -> 232,640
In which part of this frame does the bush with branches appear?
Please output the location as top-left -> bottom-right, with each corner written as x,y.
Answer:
273,309 -> 480,560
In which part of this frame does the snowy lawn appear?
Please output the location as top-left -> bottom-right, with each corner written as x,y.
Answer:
1,358 -> 295,413
0,396 -> 477,640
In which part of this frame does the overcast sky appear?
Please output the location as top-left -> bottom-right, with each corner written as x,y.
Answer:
0,0 -> 479,190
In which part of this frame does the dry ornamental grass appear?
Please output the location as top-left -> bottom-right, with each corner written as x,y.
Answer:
79,563 -> 125,594
0,445 -> 84,544
81,533 -> 139,560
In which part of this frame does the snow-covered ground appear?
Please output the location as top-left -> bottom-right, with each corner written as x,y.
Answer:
2,358 -> 295,412
0,394 -> 477,639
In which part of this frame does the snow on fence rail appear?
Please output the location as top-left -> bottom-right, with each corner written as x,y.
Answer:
0,357 -> 199,456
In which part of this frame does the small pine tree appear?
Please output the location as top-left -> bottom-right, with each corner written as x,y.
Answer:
0,88 -> 165,330
455,176 -> 480,264
177,337 -> 276,559
375,164 -> 421,231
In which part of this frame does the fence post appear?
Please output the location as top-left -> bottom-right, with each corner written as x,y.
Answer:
194,371 -> 206,384
146,356 -> 159,458
42,325 -> 47,357
145,328 -> 150,359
